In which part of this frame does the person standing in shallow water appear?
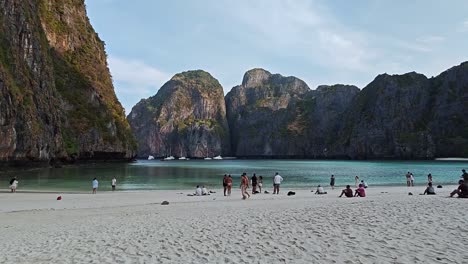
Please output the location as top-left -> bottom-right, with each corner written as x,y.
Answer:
92,178 -> 99,194
258,176 -> 263,193
111,177 -> 117,191
427,173 -> 433,184
330,175 -> 335,190
251,173 -> 258,194
355,175 -> 359,187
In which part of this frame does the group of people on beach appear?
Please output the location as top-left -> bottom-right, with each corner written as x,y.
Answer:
91,177 -> 117,194
221,172 -> 283,199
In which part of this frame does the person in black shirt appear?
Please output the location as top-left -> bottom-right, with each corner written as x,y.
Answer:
251,174 -> 258,194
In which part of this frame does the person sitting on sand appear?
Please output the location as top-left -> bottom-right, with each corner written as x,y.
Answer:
195,185 -> 202,196
227,175 -> 233,196
450,180 -> 468,198
422,182 -> 436,195
339,185 -> 353,198
9,177 -> 18,193
315,185 -> 327,194
354,184 -> 366,197
202,186 -> 209,195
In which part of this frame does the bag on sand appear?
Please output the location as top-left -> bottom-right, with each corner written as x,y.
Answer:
287,191 -> 296,196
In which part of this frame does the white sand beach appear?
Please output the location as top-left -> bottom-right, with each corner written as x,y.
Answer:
0,185 -> 466,264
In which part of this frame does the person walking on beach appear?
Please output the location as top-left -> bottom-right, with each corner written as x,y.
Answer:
355,175 -> 359,187
223,174 -> 228,196
427,173 -> 433,184
9,177 -> 18,193
258,176 -> 263,193
406,172 -> 411,187
92,178 -> 99,194
227,175 -> 233,196
330,175 -> 335,190
240,173 -> 250,199
410,173 -> 415,187
251,173 -> 258,194
273,172 -> 283,194
111,177 -> 117,191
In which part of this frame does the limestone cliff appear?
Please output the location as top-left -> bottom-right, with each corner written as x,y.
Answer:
0,0 -> 135,165
128,70 -> 230,158
225,69 -> 310,156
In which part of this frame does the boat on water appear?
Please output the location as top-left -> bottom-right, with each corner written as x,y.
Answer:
163,156 -> 175,161
213,155 -> 223,160
204,157 -> 212,160
178,156 -> 187,160
148,155 -> 155,160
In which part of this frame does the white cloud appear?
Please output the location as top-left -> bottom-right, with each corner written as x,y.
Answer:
219,0 -> 375,72
108,56 -> 169,95
107,56 -> 171,113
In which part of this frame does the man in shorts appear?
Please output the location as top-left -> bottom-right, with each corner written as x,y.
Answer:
273,172 -> 283,194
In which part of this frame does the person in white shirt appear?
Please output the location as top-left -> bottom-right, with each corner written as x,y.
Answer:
195,185 -> 202,196
273,172 -> 283,194
315,185 -> 327,194
202,186 -> 209,195
9,177 -> 18,193
111,177 -> 117,191
92,178 -> 99,194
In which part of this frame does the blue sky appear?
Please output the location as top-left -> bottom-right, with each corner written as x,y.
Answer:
85,0 -> 468,114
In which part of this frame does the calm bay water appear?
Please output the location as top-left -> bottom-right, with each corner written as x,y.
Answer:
1,159 -> 467,191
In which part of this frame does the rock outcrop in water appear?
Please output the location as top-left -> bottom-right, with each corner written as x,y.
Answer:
128,70 -> 230,158
0,0 -> 135,166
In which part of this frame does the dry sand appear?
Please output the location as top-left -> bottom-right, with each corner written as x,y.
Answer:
0,185 -> 467,264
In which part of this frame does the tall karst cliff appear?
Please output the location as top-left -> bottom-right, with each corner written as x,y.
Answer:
340,63 -> 468,159
128,70 -> 230,158
225,69 -> 310,156
0,0 -> 135,165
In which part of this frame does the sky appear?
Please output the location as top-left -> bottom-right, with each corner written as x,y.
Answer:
85,0 -> 468,114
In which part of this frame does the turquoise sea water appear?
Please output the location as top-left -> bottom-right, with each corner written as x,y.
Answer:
0,160 -> 466,191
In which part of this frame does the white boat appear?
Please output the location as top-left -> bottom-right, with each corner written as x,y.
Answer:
178,156 -> 187,160
163,155 -> 175,161
204,157 -> 212,160
213,155 -> 223,160
147,155 -> 155,160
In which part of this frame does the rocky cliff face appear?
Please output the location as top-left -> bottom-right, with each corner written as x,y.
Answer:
0,0 -> 135,165
336,62 -> 468,159
128,70 -> 230,158
225,69 -> 310,156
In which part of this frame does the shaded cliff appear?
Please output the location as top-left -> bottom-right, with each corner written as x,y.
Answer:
128,70 -> 230,158
225,69 -> 310,156
337,62 -> 468,159
0,0 -> 135,165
